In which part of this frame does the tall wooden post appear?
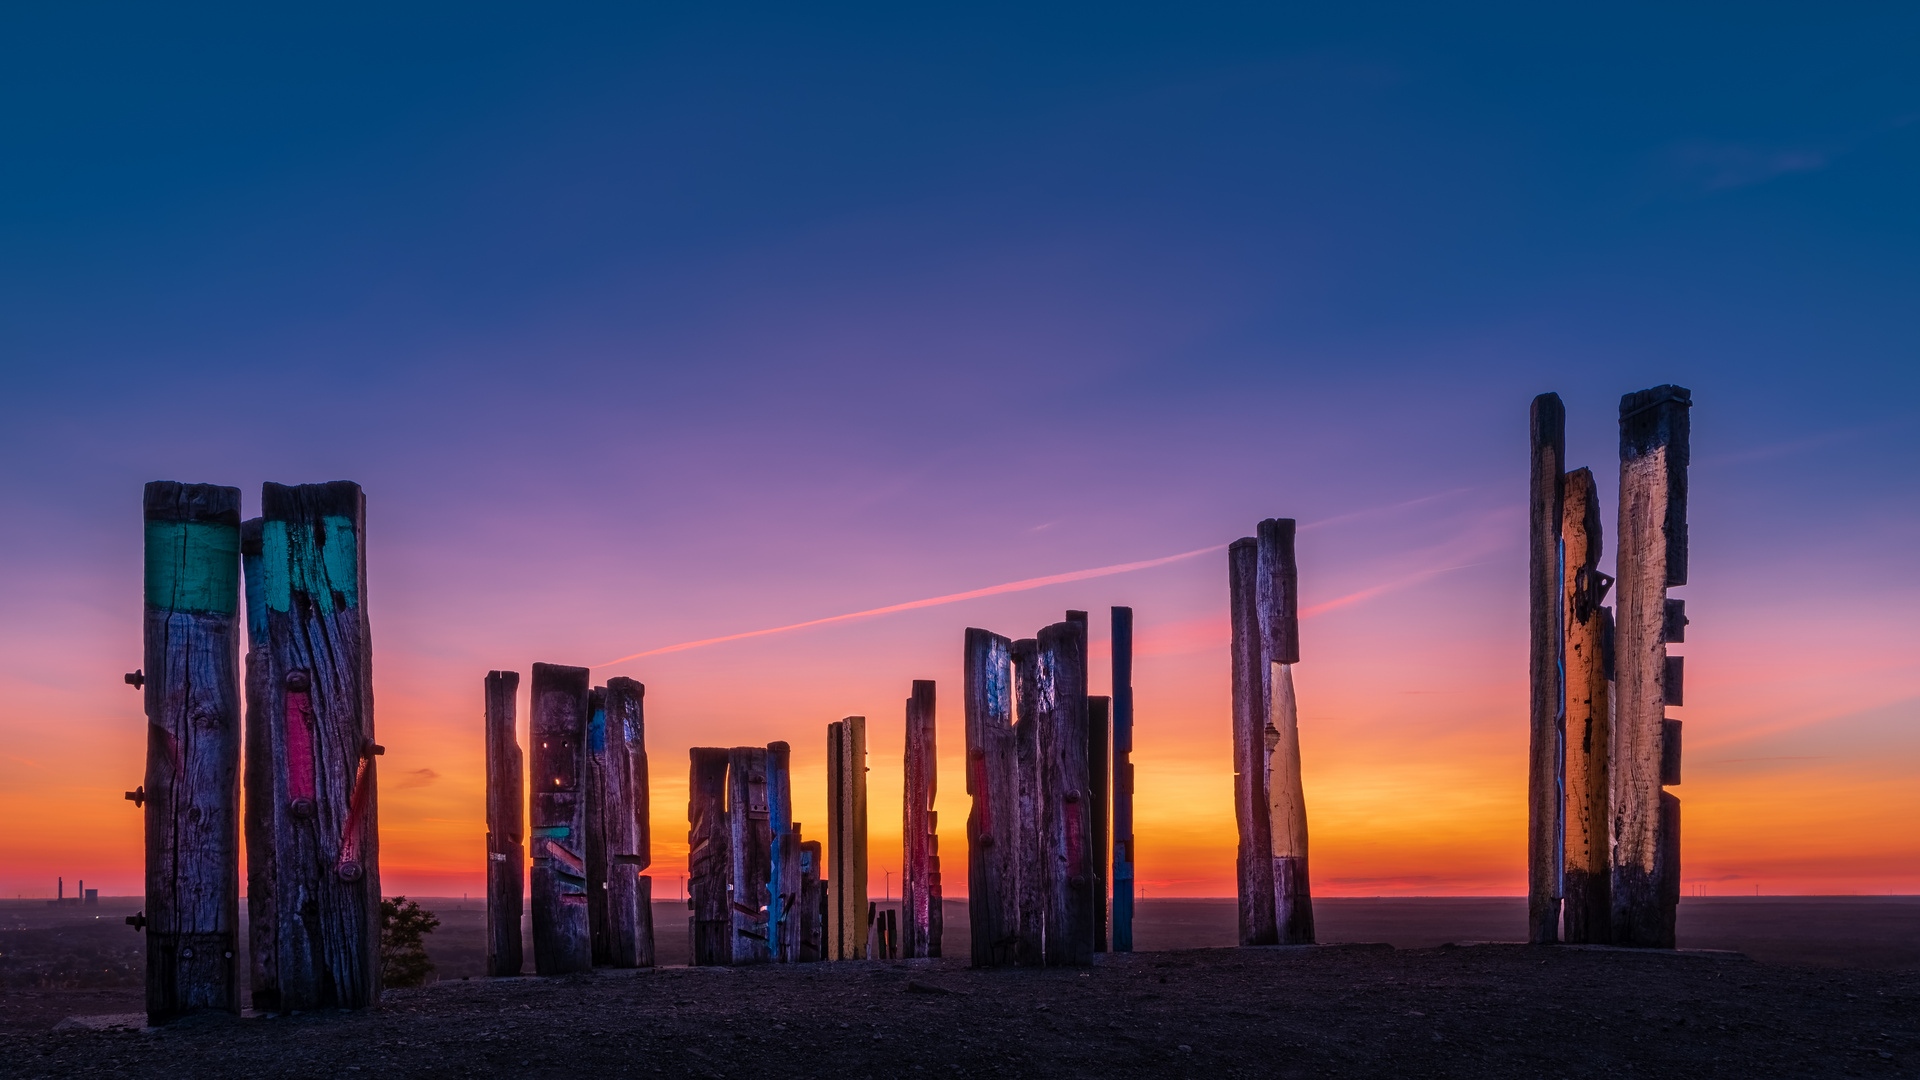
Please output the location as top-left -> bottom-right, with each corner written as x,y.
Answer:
243,481 -> 380,1010
1258,518 -> 1315,944
767,741 -> 800,962
1110,607 -> 1135,953
1010,637 -> 1045,965
484,670 -> 524,976
529,663 -> 591,974
1088,695 -> 1110,951
1561,469 -> 1613,943
964,629 -> 1020,967
1528,394 -> 1567,945
141,481 -> 242,1025
827,717 -> 868,959
1229,538 -> 1277,945
798,839 -> 825,961
687,747 -> 732,965
1613,385 -> 1690,948
588,677 -> 651,968
1037,620 -> 1094,966
727,746 -> 772,964
902,680 -> 937,958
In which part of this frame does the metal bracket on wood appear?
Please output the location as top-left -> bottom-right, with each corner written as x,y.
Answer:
124,670 -> 144,689
126,912 -> 146,931
125,786 -> 146,807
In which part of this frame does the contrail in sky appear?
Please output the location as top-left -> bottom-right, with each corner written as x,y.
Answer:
591,543 -> 1227,668
592,488 -> 1471,668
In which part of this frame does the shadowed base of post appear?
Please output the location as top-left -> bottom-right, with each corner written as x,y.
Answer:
1612,793 -> 1679,949
1273,856 -> 1315,946
1563,869 -> 1610,945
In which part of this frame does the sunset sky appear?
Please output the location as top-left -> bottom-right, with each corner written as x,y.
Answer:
2,4 -> 1916,900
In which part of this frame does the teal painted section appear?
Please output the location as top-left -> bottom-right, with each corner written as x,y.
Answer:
144,521 -> 238,615
533,826 -> 572,838
242,540 -> 266,647
259,515 -> 360,614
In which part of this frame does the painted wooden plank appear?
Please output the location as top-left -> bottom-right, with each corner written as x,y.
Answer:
963,628 -> 1018,967
529,663 -> 591,974
902,680 -> 936,958
798,839 -> 825,961
1612,384 -> 1691,948
727,746 -> 772,965
245,481 -> 380,1009
687,747 -> 732,966
1087,695 -> 1110,952
142,482 -> 242,1025
1037,619 -> 1094,966
1228,537 -> 1277,946
1109,606 -> 1136,953
827,716 -> 869,959
484,670 -> 524,976
1560,468 -> 1611,944
1010,637 -> 1045,966
767,742 -> 800,962
588,677 -> 651,968
1527,393 -> 1567,945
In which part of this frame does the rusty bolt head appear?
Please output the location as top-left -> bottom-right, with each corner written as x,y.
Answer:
285,671 -> 311,692
289,797 -> 316,820
337,860 -> 363,883
1064,790 -> 1081,804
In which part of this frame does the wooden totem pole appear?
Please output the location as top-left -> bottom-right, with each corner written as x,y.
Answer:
901,680 -> 940,958
687,747 -> 732,965
1228,538 -> 1276,945
727,745 -> 772,965
140,481 -> 243,1025
768,741 -> 803,962
1527,395 -> 1567,945
1037,618 -> 1094,967
1612,385 -> 1690,948
1259,518 -> 1314,944
1562,469 -> 1614,943
529,663 -> 591,974
827,716 -> 869,959
243,481 -> 380,1010
1110,606 -> 1136,953
587,676 -> 652,968
964,629 -> 1020,967
484,670 -> 523,976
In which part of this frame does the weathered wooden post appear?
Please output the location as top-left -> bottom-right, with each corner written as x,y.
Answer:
827,717 -> 868,959
1088,695 -> 1111,951
1110,606 -> 1135,953
1010,637 -> 1046,965
484,670 -> 524,976
798,839 -> 825,960
588,677 -> 652,967
141,481 -> 242,1025
1528,394 -> 1567,945
1613,385 -> 1690,948
902,680 -> 937,958
964,628 -> 1020,967
242,481 -> 380,1010
1229,538 -> 1278,945
687,747 -> 732,965
1037,619 -> 1094,966
1561,469 -> 1613,943
767,742 -> 800,962
1258,517 -> 1315,945
529,663 -> 591,974
727,746 -> 772,964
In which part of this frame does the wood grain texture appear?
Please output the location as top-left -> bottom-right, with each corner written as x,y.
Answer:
902,680 -> 936,958
484,670 -> 524,976
1268,664 -> 1316,945
588,678 -> 651,968
1229,538 -> 1277,946
687,747 -> 732,966
767,742 -> 800,962
727,746 -> 772,965
1037,620 -> 1094,967
1257,518 -> 1301,665
1528,394 -> 1566,945
240,518 -> 274,1010
798,839 -> 825,961
244,481 -> 380,1010
827,717 -> 868,960
1010,638 -> 1045,966
585,687 -> 609,965
964,628 -> 1020,968
1613,385 -> 1690,948
1088,695 -> 1110,952
142,482 -> 242,1025
1560,469 -> 1612,944
1110,606 -> 1135,954
529,663 -> 591,975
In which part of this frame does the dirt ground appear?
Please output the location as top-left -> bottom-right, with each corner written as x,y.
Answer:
4,897 -> 1916,1078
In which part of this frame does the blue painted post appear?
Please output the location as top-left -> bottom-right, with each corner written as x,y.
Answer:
767,741 -> 798,961
1110,606 -> 1135,952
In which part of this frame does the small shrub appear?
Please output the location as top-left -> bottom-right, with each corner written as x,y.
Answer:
380,896 -> 440,988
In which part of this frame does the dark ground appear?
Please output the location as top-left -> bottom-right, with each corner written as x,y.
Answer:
4,897 -> 1916,1078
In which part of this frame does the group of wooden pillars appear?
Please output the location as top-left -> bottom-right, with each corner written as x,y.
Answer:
1228,519 -> 1315,947
1529,385 -> 1691,948
688,741 -> 827,964
485,664 -> 654,976
135,480 -> 380,1026
963,608 -> 1130,967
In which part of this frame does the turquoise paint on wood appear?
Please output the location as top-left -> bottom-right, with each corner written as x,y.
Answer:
144,521 -> 239,615
258,515 -> 360,614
